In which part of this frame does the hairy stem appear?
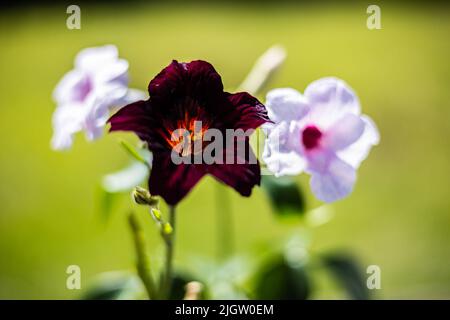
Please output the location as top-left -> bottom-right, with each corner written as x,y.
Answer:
128,211 -> 156,300
163,205 -> 176,299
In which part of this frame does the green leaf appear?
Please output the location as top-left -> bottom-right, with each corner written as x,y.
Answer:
81,272 -> 144,300
99,162 -> 149,223
261,175 -> 305,217
193,256 -> 251,299
253,255 -> 310,300
305,205 -> 334,227
322,252 -> 370,300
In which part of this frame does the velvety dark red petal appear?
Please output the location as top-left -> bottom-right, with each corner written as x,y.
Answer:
208,144 -> 261,197
148,60 -> 224,108
147,61 -> 184,106
149,152 -> 207,205
222,92 -> 271,131
108,100 -> 155,141
109,60 -> 269,205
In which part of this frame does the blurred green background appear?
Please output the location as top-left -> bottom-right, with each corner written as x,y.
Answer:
0,1 -> 449,299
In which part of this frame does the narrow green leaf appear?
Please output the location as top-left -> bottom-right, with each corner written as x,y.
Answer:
119,140 -> 148,165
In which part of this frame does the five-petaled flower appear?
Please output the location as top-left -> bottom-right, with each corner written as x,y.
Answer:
263,78 -> 379,203
108,60 -> 270,205
51,45 -> 146,150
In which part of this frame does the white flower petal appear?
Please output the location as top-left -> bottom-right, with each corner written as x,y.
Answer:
84,123 -> 104,141
262,78 -> 379,203
52,70 -> 88,105
304,77 -> 360,129
75,45 -> 119,71
83,104 -> 109,141
263,121 -> 306,176
115,88 -> 148,108
91,83 -> 129,109
323,113 -> 365,151
83,88 -> 147,142
51,130 -> 74,151
52,45 -> 136,150
266,88 -> 309,124
52,104 -> 85,133
309,156 -> 356,203
51,103 -> 85,151
337,115 -> 380,168
93,59 -> 129,85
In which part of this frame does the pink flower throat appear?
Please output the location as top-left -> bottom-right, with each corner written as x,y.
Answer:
302,125 -> 322,150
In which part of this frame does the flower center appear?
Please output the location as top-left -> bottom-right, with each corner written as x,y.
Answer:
302,125 -> 322,150
165,111 -> 210,157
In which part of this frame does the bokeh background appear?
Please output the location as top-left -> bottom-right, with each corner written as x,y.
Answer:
0,1 -> 449,299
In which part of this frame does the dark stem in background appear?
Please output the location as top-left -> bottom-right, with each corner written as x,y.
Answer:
163,205 -> 176,298
213,45 -> 284,261
214,42 -> 285,261
215,183 -> 234,260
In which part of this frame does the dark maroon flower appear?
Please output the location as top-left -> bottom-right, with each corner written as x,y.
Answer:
108,60 -> 270,205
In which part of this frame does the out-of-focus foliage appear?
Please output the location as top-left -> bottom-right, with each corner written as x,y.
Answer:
321,252 -> 370,300
253,254 -> 311,299
261,175 -> 305,217
0,2 -> 449,299
81,272 -> 144,300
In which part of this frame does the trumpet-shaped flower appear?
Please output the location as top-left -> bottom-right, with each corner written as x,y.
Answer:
51,45 -> 146,150
263,78 -> 379,202
108,60 -> 270,205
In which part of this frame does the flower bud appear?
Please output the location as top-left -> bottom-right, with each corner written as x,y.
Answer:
162,222 -> 173,236
133,187 -> 159,207
151,208 -> 162,221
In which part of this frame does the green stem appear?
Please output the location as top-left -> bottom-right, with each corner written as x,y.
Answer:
128,211 -> 156,300
163,205 -> 176,299
215,183 -> 233,260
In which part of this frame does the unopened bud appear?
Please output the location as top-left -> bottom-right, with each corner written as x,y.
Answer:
162,222 -> 173,236
151,208 -> 162,221
132,187 -> 159,207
